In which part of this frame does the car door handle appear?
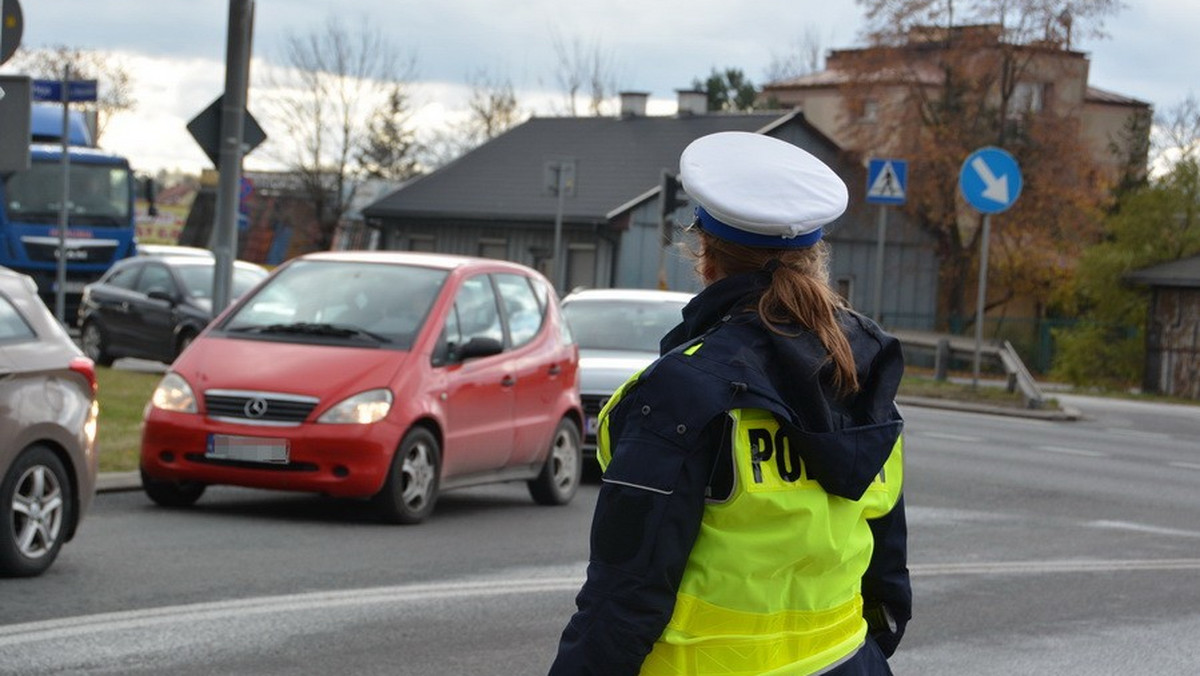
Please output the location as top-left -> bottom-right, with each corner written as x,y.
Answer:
547,363 -> 561,376
501,375 -> 516,387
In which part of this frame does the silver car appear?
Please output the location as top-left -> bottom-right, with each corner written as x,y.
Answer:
0,267 -> 99,577
560,288 -> 694,460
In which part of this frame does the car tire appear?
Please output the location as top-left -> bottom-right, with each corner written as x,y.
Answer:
528,418 -> 582,506
175,329 -> 198,359
373,427 -> 441,525
0,445 -> 74,578
140,469 -> 206,508
80,320 -> 115,367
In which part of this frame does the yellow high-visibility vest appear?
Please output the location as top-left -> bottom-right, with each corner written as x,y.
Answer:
598,371 -> 904,675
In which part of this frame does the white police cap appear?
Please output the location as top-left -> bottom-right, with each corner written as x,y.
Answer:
679,131 -> 848,248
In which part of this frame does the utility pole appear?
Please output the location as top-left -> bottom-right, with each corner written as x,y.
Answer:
211,0 -> 254,314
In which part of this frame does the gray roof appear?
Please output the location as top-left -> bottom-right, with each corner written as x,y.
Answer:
1125,254 -> 1200,288
363,112 -> 808,225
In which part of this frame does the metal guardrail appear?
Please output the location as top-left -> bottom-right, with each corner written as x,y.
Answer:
892,330 -> 1047,409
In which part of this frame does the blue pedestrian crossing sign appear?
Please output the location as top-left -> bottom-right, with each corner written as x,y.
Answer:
866,158 -> 907,205
959,147 -> 1022,214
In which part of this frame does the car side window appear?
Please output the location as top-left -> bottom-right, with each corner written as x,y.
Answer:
0,294 -> 36,343
443,275 -> 503,355
135,263 -> 174,297
105,265 -> 140,290
494,273 -> 544,348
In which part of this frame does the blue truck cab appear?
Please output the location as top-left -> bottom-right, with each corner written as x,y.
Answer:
0,103 -> 137,323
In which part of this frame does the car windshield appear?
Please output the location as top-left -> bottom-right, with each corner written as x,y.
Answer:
176,264 -> 267,300
5,160 -> 133,227
220,260 -> 448,350
562,298 -> 686,352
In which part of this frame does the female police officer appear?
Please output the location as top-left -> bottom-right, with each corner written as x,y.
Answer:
548,131 -> 909,676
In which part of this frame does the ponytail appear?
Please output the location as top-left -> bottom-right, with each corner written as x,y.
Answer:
698,234 -> 860,397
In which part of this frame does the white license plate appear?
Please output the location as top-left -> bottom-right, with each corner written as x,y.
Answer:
207,434 -> 289,464
57,281 -> 88,293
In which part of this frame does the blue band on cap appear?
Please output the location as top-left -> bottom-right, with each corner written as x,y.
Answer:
694,206 -> 822,249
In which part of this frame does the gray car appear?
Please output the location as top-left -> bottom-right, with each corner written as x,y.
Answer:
560,288 -> 694,460
0,267 -> 99,577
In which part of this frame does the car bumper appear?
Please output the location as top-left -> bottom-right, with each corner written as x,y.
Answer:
140,409 -> 402,498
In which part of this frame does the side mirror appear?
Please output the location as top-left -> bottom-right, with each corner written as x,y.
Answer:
147,289 -> 176,305
454,336 -> 503,361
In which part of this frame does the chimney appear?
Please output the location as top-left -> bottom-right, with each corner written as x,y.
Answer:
619,91 -> 649,118
676,89 -> 708,116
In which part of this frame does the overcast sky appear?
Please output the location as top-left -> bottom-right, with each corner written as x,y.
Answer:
4,0 -> 1196,174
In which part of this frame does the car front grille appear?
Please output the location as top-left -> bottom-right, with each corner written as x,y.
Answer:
581,394 -> 609,446
204,389 -> 319,425
22,237 -> 119,264
581,394 -> 608,418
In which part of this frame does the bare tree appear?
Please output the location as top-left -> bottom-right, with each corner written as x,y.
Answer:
764,26 -> 826,83
549,29 -> 619,116
6,45 -> 135,141
418,71 -> 525,170
1152,92 -> 1200,165
260,14 -> 418,250
464,69 -> 523,143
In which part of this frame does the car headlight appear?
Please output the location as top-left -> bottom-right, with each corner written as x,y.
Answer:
150,372 -> 197,413
317,388 -> 393,424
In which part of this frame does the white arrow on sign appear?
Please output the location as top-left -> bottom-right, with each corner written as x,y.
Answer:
970,156 -> 1010,204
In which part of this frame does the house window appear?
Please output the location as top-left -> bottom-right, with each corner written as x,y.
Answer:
409,235 -> 435,252
834,276 -> 854,305
860,99 -> 879,123
478,239 -> 508,260
566,244 -> 597,291
1009,82 -> 1045,118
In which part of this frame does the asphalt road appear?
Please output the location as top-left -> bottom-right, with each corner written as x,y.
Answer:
2,395 -> 1198,674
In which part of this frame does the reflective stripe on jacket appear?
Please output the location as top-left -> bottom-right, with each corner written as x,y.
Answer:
597,360 -> 904,675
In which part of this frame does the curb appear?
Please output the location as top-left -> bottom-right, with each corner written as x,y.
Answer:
895,395 -> 1084,421
96,471 -> 141,494
95,399 -> 1082,495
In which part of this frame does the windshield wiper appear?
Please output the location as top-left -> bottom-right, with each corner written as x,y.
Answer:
228,322 -> 391,343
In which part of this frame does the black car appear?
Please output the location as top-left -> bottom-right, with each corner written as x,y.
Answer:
77,255 -> 268,365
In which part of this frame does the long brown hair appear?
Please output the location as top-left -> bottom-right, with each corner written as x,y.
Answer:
697,232 -> 860,397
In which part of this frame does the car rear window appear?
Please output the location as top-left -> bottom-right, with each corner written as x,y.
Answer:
0,294 -> 36,343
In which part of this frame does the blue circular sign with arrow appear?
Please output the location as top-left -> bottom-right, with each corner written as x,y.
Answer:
959,146 -> 1022,214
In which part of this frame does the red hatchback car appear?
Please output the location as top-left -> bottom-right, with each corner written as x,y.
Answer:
140,251 -> 583,523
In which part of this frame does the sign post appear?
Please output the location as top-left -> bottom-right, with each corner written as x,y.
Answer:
32,74 -> 98,324
865,158 -> 907,322
958,146 -> 1022,388
543,158 -> 575,292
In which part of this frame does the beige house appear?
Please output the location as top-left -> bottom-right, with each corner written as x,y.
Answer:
761,24 -> 1150,186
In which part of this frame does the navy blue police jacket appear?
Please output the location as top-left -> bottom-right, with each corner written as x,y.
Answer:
548,270 -> 911,675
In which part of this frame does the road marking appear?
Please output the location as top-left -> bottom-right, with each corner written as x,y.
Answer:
0,577 -> 582,647
1037,445 -> 1107,458
911,558 -> 1200,576
922,432 -> 983,443
1169,461 -> 1200,472
1088,520 -> 1200,539
1101,428 -> 1174,442
4,557 -> 1200,646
